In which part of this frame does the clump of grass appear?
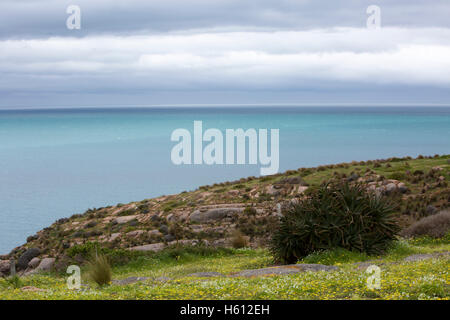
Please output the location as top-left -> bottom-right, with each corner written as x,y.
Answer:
230,230 -> 249,249
3,275 -> 22,289
401,210 -> 450,239
87,253 -> 112,287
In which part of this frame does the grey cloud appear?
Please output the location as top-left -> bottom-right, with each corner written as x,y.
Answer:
0,0 -> 449,39
1,1 -> 450,107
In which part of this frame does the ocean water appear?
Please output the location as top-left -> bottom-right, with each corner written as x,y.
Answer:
0,106 -> 449,254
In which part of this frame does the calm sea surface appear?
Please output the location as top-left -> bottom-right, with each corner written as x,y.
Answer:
1,106 -> 449,253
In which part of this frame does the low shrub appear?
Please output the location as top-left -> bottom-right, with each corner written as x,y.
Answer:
230,230 -> 249,249
388,172 -> 406,181
400,210 -> 450,238
271,182 -> 399,264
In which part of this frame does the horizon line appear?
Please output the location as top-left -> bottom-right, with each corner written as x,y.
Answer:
2,102 -> 450,111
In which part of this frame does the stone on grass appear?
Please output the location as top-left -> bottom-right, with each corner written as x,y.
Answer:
186,272 -> 225,278
36,258 -> 55,271
230,264 -> 338,277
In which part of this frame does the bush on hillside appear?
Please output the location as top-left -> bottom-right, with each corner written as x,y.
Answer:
400,210 -> 450,239
271,182 -> 399,264
230,230 -> 249,249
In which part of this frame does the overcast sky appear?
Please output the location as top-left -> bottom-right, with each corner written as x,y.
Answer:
1,0 -> 450,108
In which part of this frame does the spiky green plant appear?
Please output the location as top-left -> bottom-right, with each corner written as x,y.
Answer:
271,182 -> 399,264
5,275 -> 22,289
87,253 -> 112,287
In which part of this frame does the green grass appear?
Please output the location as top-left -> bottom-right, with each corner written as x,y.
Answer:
1,238 -> 448,300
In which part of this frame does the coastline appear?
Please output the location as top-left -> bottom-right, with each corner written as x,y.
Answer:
3,153 -> 449,259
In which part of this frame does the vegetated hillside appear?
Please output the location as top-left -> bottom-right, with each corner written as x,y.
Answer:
3,154 -> 449,273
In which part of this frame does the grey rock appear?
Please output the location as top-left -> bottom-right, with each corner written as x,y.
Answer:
109,233 -> 121,242
148,229 -> 163,237
397,183 -> 408,193
187,272 -> 225,278
265,185 -> 280,196
17,248 -> 40,270
155,276 -> 171,283
164,234 -> 175,242
190,207 -> 243,223
26,235 -> 38,242
403,252 -> 449,262
347,173 -> 360,182
150,214 -> 160,222
129,243 -> 165,252
426,205 -> 437,215
0,260 -> 11,275
28,257 -> 41,269
112,277 -> 151,285
128,219 -> 139,227
36,258 -> 55,272
404,254 -> 433,262
114,215 -> 137,224
159,224 -> 169,234
230,264 -> 338,277
385,183 -> 397,194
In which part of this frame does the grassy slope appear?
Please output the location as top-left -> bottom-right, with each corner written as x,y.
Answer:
1,155 -> 449,300
0,238 -> 448,300
14,154 -> 450,258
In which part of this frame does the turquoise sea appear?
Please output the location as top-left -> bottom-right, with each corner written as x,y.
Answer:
0,106 -> 449,254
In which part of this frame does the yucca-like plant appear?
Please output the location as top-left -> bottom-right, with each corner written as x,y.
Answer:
87,253 -> 112,287
271,182 -> 399,264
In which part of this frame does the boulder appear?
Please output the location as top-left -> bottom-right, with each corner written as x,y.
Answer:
26,235 -> 38,242
109,233 -> 121,242
129,243 -> 165,252
397,182 -> 408,193
126,230 -> 144,238
28,257 -> 41,269
265,185 -> 280,196
385,183 -> 397,194
190,207 -> 244,223
148,230 -> 163,237
164,234 -> 175,242
36,258 -> 55,272
0,260 -> 11,275
227,190 -> 240,196
426,205 -> 437,215
159,224 -> 169,234
347,173 -> 360,182
297,186 -> 308,194
17,248 -> 40,270
114,215 -> 138,224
